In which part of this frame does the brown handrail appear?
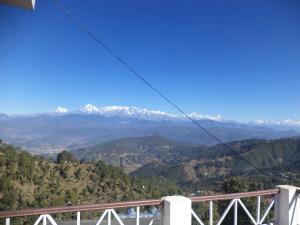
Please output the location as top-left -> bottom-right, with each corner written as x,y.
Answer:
0,189 -> 279,218
190,188 -> 279,202
0,199 -> 161,218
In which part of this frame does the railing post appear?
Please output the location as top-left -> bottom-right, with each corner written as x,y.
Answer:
209,201 -> 213,225
107,210 -> 111,225
77,212 -> 80,225
256,196 -> 260,224
136,207 -> 140,225
276,185 -> 300,225
234,199 -> 238,225
5,218 -> 10,225
162,196 -> 191,225
43,215 -> 47,225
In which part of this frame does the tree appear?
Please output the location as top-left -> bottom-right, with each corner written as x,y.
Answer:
59,165 -> 70,178
0,155 -> 5,167
57,151 -> 78,164
222,176 -> 249,193
0,176 -> 12,191
75,168 -> 82,180
0,191 -> 17,209
219,177 -> 257,225
18,151 -> 34,179
66,189 -> 78,203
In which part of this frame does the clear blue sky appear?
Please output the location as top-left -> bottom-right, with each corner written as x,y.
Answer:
0,0 -> 299,121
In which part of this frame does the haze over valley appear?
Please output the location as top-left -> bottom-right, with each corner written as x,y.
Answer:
0,104 -> 299,154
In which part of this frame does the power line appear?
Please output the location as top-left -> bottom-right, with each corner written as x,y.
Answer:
50,0 -> 285,180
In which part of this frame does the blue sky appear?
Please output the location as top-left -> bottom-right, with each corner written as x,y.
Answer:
0,0 -> 300,121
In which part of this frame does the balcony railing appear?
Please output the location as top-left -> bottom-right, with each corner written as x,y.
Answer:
190,189 -> 278,225
0,185 -> 299,225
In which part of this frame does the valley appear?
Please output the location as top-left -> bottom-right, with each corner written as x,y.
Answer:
72,135 -> 300,191
1,134 -> 300,212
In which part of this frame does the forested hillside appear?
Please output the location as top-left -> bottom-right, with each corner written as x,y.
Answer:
73,135 -> 205,172
132,138 -> 300,190
0,139 -> 180,211
1,136 -> 300,212
198,137 -> 300,169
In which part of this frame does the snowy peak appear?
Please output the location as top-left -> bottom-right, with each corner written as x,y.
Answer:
283,119 -> 300,126
81,104 -> 100,113
48,104 -> 299,127
78,104 -> 175,119
5,104 -> 300,128
255,119 -> 300,127
187,112 -> 222,121
49,104 -> 222,121
76,104 -> 223,121
53,107 -> 69,114
98,105 -> 174,119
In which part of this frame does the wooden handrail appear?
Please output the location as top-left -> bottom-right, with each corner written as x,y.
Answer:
0,189 -> 279,218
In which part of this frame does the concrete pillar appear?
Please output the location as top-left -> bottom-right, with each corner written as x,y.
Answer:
276,185 -> 300,225
161,196 -> 191,225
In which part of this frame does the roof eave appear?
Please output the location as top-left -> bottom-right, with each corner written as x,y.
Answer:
0,0 -> 35,10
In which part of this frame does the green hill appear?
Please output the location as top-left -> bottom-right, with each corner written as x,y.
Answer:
132,138 -> 300,189
0,139 -> 181,211
73,135 -> 206,172
198,137 -> 300,171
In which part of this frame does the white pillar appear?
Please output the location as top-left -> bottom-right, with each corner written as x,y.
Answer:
77,212 -> 80,225
161,196 -> 191,225
276,185 -> 300,225
136,207 -> 140,225
209,201 -> 213,225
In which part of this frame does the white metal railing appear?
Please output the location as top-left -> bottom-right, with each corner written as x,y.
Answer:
191,197 -> 275,225
1,186 -> 300,225
4,208 -> 162,225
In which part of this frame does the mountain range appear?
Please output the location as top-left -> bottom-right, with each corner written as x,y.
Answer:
52,104 -> 223,121
53,105 -> 300,127
0,104 -> 299,153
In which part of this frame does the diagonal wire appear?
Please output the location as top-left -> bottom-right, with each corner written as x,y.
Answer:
49,0 -> 286,180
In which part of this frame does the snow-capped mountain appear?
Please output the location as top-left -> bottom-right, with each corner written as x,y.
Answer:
186,112 -> 222,121
80,104 -> 100,113
53,107 -> 69,114
254,119 -> 300,127
48,104 -> 300,127
77,104 -> 222,121
283,119 -> 300,126
1,104 -> 299,153
98,105 -> 176,120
